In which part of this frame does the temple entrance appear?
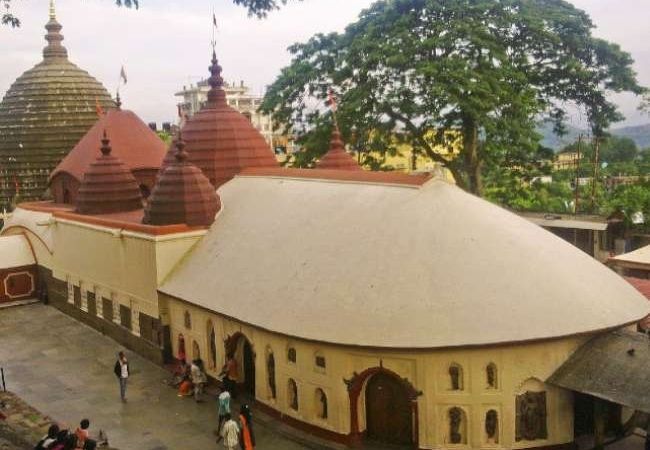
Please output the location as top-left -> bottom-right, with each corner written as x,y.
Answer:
227,333 -> 256,399
365,372 -> 413,446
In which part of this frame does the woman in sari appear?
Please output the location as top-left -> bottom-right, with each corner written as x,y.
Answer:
239,404 -> 255,450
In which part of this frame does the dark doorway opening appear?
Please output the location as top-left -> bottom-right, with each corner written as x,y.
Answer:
365,372 -> 413,447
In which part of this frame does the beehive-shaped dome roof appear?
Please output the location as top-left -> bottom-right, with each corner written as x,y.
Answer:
76,132 -> 142,215
51,101 -> 166,184
316,126 -> 362,171
143,135 -> 221,227
179,51 -> 278,188
0,5 -> 114,208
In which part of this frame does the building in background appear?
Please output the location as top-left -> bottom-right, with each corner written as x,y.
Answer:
175,80 -> 293,154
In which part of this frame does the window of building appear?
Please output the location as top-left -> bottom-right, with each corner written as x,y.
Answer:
87,290 -> 97,316
515,387 -> 547,441
485,410 -> 499,443
267,349 -> 276,399
102,297 -> 113,322
315,388 -> 328,419
184,310 -> 192,329
449,363 -> 463,391
315,354 -> 326,370
448,407 -> 467,444
207,320 -> 217,369
288,378 -> 298,411
287,347 -> 296,364
73,285 -> 81,308
486,363 -> 498,389
119,304 -> 132,330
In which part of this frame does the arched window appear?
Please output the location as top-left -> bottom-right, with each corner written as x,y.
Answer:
485,410 -> 499,443
516,378 -> 548,441
448,407 -> 467,444
287,347 -> 297,364
206,320 -> 217,369
192,340 -> 200,360
486,363 -> 498,389
267,349 -> 276,399
177,333 -> 186,363
449,363 -> 463,391
288,378 -> 298,410
315,388 -> 328,419
184,310 -> 192,329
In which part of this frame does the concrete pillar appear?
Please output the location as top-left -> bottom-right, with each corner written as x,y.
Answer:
112,295 -> 121,325
131,300 -> 141,337
95,288 -> 103,318
80,283 -> 88,312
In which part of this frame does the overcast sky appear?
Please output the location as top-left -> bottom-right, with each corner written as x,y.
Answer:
1,0 -> 648,127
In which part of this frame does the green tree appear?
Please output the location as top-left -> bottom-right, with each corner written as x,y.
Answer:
261,0 -> 643,195
603,182 -> 650,229
2,0 -> 297,27
600,136 -> 638,164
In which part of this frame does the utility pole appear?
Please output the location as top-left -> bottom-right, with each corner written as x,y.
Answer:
574,134 -> 582,215
591,136 -> 601,212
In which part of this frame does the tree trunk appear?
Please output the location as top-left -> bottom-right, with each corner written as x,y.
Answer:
462,117 -> 483,196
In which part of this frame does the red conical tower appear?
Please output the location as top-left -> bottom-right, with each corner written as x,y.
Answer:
178,50 -> 278,188
75,131 -> 143,215
315,125 -> 362,171
143,133 -> 221,227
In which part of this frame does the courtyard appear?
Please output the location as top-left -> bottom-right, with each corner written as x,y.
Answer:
0,303 -> 329,450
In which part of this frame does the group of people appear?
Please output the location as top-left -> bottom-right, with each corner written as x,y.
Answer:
173,358 -> 208,402
35,419 -> 106,450
216,390 -> 255,450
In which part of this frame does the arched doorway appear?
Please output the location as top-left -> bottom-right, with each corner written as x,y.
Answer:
346,366 -> 420,448
207,320 -> 217,370
226,333 -> 256,398
365,372 -> 414,446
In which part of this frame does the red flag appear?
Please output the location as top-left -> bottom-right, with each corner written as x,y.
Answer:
95,98 -> 104,117
327,88 -> 337,112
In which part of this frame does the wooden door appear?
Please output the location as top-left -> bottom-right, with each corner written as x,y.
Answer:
365,372 -> 413,446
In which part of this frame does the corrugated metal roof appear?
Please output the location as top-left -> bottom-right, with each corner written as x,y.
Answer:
547,329 -> 650,413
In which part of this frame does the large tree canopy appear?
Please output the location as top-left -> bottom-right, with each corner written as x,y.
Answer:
260,0 -> 644,195
1,0 -> 298,27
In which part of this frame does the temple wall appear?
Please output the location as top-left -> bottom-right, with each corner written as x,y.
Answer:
162,294 -> 586,450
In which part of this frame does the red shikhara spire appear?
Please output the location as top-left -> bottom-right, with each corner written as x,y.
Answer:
172,49 -> 278,188
143,132 -> 221,227
75,131 -> 143,215
316,125 -> 362,171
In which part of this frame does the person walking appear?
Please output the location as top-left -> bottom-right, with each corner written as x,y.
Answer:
219,353 -> 238,399
216,389 -> 231,439
191,358 -> 207,402
239,404 -> 255,450
113,351 -> 129,402
219,413 -> 239,450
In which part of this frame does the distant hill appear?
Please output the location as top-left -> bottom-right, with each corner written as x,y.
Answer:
538,122 -> 650,151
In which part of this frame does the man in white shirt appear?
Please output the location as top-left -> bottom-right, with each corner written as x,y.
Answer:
113,351 -> 130,402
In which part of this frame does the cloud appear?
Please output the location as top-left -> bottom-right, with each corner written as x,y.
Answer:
1,0 -> 648,127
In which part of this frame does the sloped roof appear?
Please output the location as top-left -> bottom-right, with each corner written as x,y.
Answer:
547,329 -> 650,413
0,235 -> 35,269
612,246 -> 650,269
315,128 -> 361,171
50,108 -> 166,182
159,175 -> 649,348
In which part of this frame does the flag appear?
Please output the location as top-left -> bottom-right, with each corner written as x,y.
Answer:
120,66 -> 128,85
327,88 -> 337,112
213,13 -> 217,28
95,98 -> 104,117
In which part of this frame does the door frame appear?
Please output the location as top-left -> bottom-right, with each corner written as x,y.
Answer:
345,366 -> 421,448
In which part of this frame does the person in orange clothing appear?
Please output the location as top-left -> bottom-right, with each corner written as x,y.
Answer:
239,404 -> 255,450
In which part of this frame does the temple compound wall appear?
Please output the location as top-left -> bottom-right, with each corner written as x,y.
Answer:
162,294 -> 584,450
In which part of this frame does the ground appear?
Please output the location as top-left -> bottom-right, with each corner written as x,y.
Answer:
0,304 -> 335,450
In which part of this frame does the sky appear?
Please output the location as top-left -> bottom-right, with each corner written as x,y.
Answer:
1,0 -> 649,127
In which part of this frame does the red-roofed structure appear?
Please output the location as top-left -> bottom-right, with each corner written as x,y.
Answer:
315,127 -> 361,171
50,106 -> 166,204
144,135 -> 220,227
179,51 -> 277,188
626,277 -> 650,301
75,131 -> 143,215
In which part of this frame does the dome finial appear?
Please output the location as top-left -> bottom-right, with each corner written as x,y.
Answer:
100,130 -> 112,156
175,131 -> 188,162
115,91 -> 122,110
43,0 -> 68,60
206,49 -> 226,108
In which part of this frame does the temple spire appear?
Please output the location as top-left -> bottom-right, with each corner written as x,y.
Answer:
206,50 -> 227,108
43,0 -> 68,60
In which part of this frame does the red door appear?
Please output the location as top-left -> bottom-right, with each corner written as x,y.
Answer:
365,372 -> 413,446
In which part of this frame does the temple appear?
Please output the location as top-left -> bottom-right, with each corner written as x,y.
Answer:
1,6 -> 650,450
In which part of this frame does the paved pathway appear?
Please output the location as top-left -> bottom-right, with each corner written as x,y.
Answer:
0,304 -> 311,450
